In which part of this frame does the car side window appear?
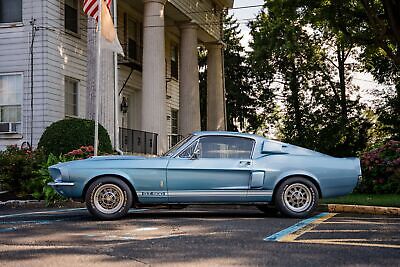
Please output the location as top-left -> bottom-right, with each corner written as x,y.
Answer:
197,136 -> 254,159
178,140 -> 198,159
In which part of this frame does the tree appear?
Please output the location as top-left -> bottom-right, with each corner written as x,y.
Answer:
249,0 -> 370,156
299,0 -> 400,139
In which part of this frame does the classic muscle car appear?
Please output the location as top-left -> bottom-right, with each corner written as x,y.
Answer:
48,131 -> 362,220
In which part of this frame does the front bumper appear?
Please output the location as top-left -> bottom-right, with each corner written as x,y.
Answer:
48,182 -> 75,187
48,181 -> 76,197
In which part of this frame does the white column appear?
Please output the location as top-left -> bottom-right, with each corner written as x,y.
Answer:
206,43 -> 226,131
179,23 -> 201,136
142,0 -> 167,154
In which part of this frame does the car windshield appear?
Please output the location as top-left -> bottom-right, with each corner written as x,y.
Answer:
163,134 -> 193,157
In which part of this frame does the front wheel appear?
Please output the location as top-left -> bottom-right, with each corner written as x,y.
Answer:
85,177 -> 133,220
274,177 -> 319,218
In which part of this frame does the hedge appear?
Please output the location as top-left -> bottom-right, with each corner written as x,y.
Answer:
38,118 -> 112,156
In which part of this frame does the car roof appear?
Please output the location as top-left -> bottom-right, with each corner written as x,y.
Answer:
192,131 -> 265,140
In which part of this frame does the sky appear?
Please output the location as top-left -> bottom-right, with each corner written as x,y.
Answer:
230,0 -> 264,48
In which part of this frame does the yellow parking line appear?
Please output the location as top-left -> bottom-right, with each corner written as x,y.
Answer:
293,239 -> 400,249
279,213 -> 337,242
308,229 -> 383,233
323,221 -> 400,225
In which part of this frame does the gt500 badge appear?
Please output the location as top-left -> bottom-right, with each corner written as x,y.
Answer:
141,191 -> 166,196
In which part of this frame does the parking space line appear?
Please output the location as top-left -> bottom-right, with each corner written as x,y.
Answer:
264,213 -> 337,242
292,239 -> 400,249
323,221 -> 400,225
0,208 -> 87,219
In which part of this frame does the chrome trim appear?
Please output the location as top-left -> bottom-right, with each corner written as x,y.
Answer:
175,135 -> 257,159
48,182 -> 75,186
137,190 -> 273,197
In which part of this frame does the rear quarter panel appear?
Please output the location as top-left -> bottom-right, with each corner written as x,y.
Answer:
254,154 -> 359,198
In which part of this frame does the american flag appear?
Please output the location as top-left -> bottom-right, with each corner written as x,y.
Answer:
83,0 -> 112,20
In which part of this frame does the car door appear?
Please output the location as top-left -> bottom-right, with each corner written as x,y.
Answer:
166,135 -> 255,203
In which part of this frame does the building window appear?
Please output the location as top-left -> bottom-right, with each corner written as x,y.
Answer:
0,73 -> 22,133
0,0 -> 22,24
65,77 -> 78,117
65,0 -> 79,34
169,109 -> 180,147
125,17 -> 142,62
171,109 -> 178,135
171,44 -> 179,79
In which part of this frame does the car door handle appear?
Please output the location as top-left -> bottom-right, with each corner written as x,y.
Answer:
239,160 -> 251,167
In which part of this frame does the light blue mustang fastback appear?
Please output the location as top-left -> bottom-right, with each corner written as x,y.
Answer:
49,131 -> 362,219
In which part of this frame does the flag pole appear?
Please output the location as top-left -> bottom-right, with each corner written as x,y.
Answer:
94,0 -> 102,156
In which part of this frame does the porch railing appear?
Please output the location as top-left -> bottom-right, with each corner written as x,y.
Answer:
119,128 -> 158,155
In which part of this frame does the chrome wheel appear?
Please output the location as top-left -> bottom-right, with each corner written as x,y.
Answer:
283,183 -> 312,213
93,184 -> 125,214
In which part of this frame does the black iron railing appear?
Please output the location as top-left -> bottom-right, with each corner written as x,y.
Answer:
119,128 -> 158,155
168,134 -> 184,149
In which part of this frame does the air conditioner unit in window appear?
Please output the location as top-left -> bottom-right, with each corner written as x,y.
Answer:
0,122 -> 18,133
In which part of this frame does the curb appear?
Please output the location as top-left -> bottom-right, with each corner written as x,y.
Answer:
319,204 -> 400,216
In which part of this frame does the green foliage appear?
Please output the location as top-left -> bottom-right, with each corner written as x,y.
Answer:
0,146 -> 45,195
248,0 -> 370,156
38,118 -> 112,156
223,15 -> 256,131
299,0 -> 400,142
0,144 -> 104,204
359,140 -> 400,194
23,154 -> 69,205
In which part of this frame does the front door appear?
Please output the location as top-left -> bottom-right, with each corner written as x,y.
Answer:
166,135 -> 255,203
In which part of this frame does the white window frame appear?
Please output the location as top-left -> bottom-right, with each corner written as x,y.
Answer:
0,0 -> 23,26
64,0 -> 80,36
126,15 -> 142,61
64,76 -> 79,118
0,72 -> 23,135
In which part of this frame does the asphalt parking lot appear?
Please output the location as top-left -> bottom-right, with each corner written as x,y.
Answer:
0,206 -> 399,266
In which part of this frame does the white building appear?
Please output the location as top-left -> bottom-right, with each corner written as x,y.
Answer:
0,0 -> 232,154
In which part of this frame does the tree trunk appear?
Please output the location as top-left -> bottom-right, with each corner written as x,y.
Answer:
337,43 -> 348,126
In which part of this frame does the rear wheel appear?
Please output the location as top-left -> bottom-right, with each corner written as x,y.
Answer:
274,177 -> 319,218
85,177 -> 133,220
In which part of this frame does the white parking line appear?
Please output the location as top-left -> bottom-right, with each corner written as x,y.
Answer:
0,208 -> 88,219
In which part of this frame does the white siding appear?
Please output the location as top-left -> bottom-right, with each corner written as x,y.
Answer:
0,0 -> 87,149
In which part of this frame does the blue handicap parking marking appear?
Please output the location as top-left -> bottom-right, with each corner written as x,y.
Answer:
264,212 -> 330,241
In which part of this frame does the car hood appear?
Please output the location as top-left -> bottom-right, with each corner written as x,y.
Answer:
49,155 -> 155,170
88,155 -> 149,161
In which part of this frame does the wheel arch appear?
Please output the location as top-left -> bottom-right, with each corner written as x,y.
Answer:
272,174 -> 322,202
82,174 -> 139,205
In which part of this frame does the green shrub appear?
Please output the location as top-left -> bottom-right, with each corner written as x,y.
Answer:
359,140 -> 400,194
0,146 -> 45,196
23,153 -> 68,205
38,118 -> 112,156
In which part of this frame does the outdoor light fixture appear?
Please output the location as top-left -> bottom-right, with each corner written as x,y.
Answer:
121,97 -> 128,113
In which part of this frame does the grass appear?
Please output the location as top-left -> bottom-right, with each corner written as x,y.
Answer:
321,194 -> 400,208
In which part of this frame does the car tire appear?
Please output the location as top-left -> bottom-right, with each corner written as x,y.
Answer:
274,177 -> 319,218
85,177 -> 133,220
